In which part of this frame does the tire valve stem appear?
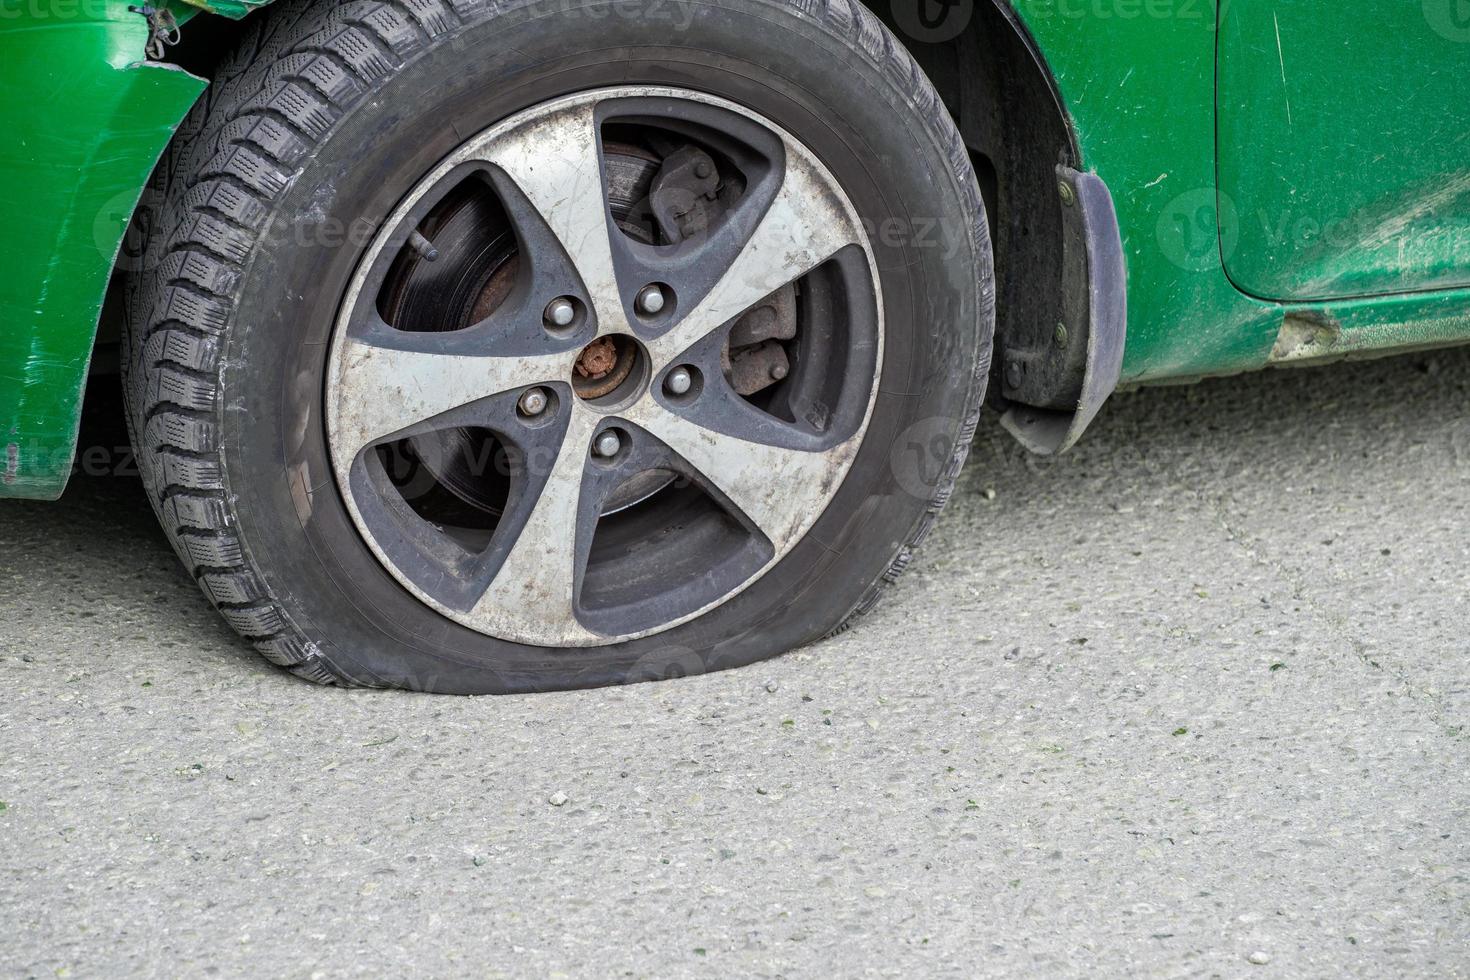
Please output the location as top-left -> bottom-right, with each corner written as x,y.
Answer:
409,229 -> 440,263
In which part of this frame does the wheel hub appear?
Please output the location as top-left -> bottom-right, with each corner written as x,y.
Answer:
575,336 -> 618,380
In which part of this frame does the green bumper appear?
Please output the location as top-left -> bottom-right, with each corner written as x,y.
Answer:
0,1 -> 204,500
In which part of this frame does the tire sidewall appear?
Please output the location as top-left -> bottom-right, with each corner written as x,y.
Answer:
222,0 -> 991,692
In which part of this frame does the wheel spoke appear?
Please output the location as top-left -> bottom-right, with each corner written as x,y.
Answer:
646,148 -> 866,371
468,408 -> 603,644
623,400 -> 859,552
474,101 -> 629,335
329,320 -> 570,474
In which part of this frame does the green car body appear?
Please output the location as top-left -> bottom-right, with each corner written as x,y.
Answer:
2,0 -> 1467,500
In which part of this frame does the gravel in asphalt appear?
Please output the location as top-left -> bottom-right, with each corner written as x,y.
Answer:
1,348 -> 1467,977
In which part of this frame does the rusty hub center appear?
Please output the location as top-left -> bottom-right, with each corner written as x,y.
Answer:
575,336 -> 618,380
572,334 -> 642,400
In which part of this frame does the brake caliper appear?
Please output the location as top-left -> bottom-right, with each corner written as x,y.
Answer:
724,283 -> 797,396
648,145 -> 722,243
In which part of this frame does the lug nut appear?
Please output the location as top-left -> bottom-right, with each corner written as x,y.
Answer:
518,387 -> 549,417
635,284 -> 667,316
665,366 -> 694,396
544,297 -> 577,328
594,430 -> 622,458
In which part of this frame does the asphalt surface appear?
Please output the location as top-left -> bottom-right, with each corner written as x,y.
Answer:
2,349 -> 1468,977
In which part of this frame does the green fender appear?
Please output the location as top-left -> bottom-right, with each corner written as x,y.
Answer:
0,1 -> 205,499
1006,0 -> 1470,385
1005,0 -> 1281,381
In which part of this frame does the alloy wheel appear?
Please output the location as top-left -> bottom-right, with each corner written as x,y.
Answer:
326,87 -> 884,647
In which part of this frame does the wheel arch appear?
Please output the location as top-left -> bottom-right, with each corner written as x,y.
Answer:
861,0 -> 1127,454
154,0 -> 1121,457
84,0 -> 1122,505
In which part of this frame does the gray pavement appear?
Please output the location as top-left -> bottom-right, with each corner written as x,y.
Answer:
2,348 -> 1468,978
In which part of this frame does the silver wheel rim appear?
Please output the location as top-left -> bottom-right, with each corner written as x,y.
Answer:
326,87 -> 884,647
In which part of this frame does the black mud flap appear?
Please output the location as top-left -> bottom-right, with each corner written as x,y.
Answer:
1001,168 -> 1127,455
